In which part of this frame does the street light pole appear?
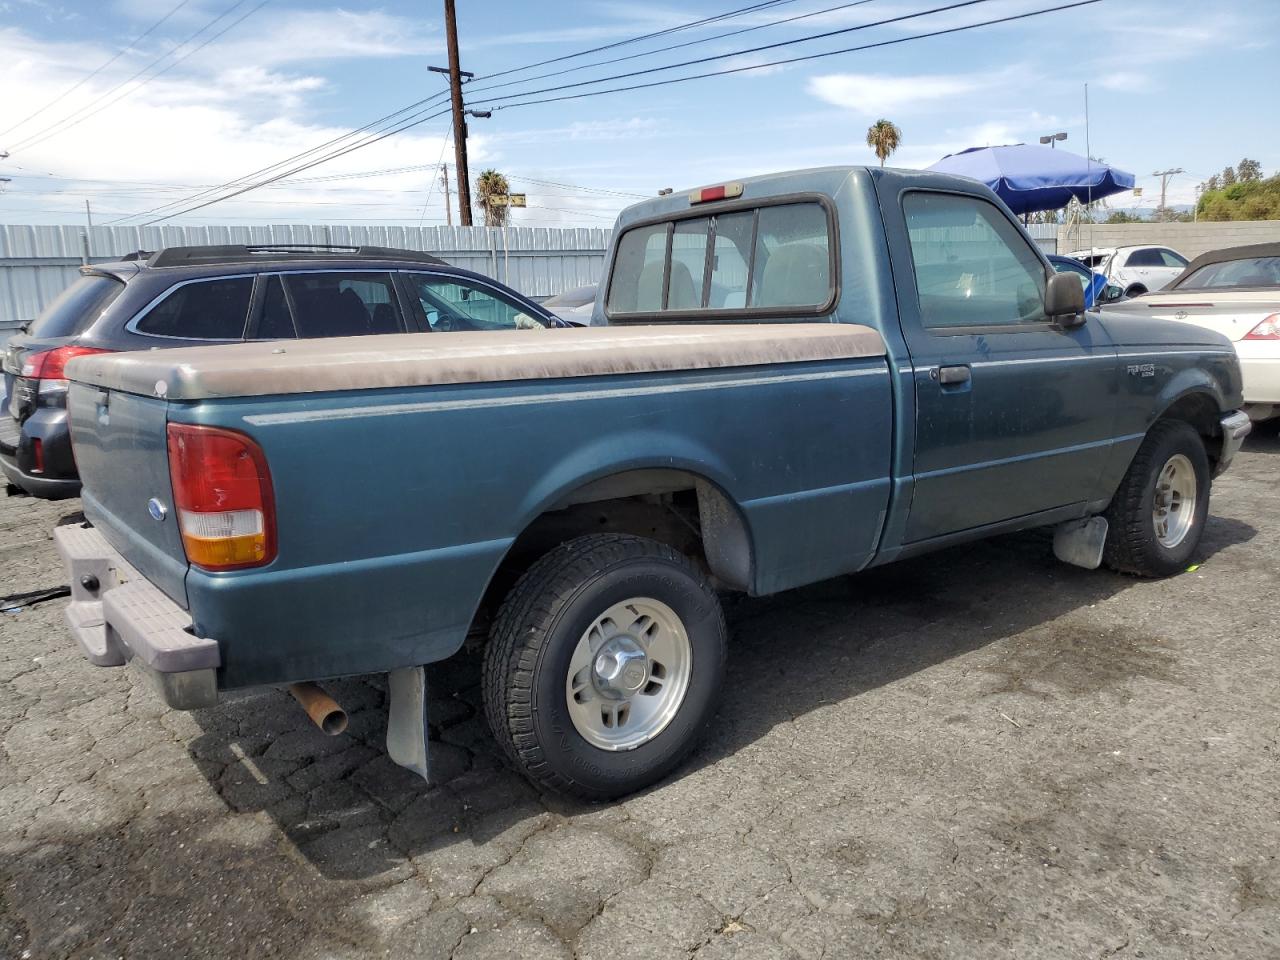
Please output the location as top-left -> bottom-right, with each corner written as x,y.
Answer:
1039,132 -> 1068,149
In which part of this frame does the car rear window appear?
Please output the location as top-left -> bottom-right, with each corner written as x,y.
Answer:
26,274 -> 124,338
606,200 -> 833,318
134,277 -> 253,340
1176,256 -> 1280,290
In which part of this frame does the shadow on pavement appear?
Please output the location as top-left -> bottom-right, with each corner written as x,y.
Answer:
181,514 -> 1256,882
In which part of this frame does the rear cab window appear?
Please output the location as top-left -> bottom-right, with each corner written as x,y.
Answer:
27,274 -> 124,338
605,199 -> 835,320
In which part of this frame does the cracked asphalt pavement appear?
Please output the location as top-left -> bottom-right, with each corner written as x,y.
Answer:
2,430 -> 1278,960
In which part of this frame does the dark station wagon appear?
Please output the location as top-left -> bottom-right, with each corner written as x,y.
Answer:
2,244 -> 562,499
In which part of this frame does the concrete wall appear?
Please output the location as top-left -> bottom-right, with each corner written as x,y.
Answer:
1057,220 -> 1280,259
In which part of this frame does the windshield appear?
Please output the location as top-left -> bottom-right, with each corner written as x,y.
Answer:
1176,256 -> 1280,290
26,274 -> 124,338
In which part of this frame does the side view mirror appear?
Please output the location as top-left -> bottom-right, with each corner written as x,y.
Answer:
1101,283 -> 1125,304
1045,271 -> 1086,327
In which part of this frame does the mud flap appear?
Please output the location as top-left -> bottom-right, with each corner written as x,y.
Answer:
1053,516 -> 1108,570
386,665 -> 430,781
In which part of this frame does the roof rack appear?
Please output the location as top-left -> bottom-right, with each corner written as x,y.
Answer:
147,244 -> 447,269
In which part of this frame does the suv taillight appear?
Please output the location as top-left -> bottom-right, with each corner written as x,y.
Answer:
1244,314 -> 1280,340
166,423 -> 277,571
21,346 -> 114,380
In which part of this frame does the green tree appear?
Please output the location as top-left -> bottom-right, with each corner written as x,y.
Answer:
1196,173 -> 1280,221
1105,210 -> 1145,224
475,169 -> 511,227
1221,166 -> 1237,187
865,119 -> 902,167
1237,158 -> 1263,182
1203,173 -> 1220,192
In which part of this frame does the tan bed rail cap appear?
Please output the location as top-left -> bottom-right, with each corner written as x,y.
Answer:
67,323 -> 887,401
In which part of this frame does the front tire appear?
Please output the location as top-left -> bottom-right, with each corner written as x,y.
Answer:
483,534 -> 727,800
1103,420 -> 1210,577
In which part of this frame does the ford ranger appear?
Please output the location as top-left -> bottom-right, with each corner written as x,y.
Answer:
55,167 -> 1250,800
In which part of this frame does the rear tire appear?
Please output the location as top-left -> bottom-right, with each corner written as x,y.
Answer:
1103,420 -> 1210,577
1124,284 -> 1148,298
483,534 -> 727,800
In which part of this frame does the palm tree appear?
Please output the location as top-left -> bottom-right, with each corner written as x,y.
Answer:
865,119 -> 902,167
475,169 -> 511,227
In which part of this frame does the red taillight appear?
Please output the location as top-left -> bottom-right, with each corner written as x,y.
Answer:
31,438 -> 44,474
21,346 -> 114,380
689,182 -> 744,204
1244,314 -> 1280,340
166,423 -> 276,571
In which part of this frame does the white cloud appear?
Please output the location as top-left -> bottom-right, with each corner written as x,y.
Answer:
0,22 -> 458,225
806,70 -> 1011,115
1097,71 -> 1151,92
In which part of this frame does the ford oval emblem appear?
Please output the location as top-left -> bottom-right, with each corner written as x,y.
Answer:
147,498 -> 168,522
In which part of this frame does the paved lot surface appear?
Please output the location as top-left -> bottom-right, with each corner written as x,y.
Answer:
2,431 -> 1278,960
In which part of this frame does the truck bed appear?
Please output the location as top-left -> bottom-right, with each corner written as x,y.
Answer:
66,324 -> 895,690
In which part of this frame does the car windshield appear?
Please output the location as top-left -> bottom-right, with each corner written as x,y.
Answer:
26,274 -> 124,338
1176,256 -> 1280,290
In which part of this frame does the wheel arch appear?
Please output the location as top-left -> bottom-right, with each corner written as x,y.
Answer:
464,453 -> 758,644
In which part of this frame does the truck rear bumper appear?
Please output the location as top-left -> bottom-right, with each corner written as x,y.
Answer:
54,524 -> 220,710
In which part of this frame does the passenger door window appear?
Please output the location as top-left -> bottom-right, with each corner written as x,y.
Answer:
1156,248 -> 1188,269
134,277 -> 253,340
282,272 -> 404,338
903,192 -> 1048,330
407,275 -> 545,331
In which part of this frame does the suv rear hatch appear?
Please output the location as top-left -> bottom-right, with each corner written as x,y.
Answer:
2,274 -> 124,454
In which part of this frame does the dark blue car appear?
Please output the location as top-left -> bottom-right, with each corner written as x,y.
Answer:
1047,253 -> 1108,309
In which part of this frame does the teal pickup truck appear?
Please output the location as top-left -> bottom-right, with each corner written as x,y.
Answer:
57,167 -> 1250,800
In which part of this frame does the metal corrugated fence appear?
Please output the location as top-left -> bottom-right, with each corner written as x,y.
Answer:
0,223 -> 613,328
0,220 -> 1059,330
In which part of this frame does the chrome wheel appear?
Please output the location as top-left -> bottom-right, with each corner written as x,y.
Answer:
1153,453 -> 1197,548
565,597 -> 692,751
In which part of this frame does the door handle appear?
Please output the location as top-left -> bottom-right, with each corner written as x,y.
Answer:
932,365 -> 971,385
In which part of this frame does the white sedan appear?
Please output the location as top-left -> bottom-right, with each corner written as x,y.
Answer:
1101,243 -> 1280,420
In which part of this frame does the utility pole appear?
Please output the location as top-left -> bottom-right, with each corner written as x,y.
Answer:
440,164 -> 452,227
440,0 -> 472,225
1152,167 -> 1183,221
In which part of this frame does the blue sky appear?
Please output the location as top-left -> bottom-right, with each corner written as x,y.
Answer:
0,0 -> 1274,228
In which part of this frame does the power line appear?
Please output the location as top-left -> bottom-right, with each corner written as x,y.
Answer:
6,0 -> 271,154
106,0 -> 798,224
463,0 -> 881,101
0,0 -> 194,140
477,0 -> 999,109
478,0 -> 800,82
111,98 -> 452,223
135,111 -> 456,224
507,175 -> 648,199
482,0 -> 1102,112
126,0 -> 1099,224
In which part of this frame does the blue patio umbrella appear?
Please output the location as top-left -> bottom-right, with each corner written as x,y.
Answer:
927,143 -> 1136,215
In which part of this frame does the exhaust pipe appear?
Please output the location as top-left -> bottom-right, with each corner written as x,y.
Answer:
288,682 -> 348,736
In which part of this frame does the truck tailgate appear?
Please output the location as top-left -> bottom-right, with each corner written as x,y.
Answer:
67,382 -> 189,606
